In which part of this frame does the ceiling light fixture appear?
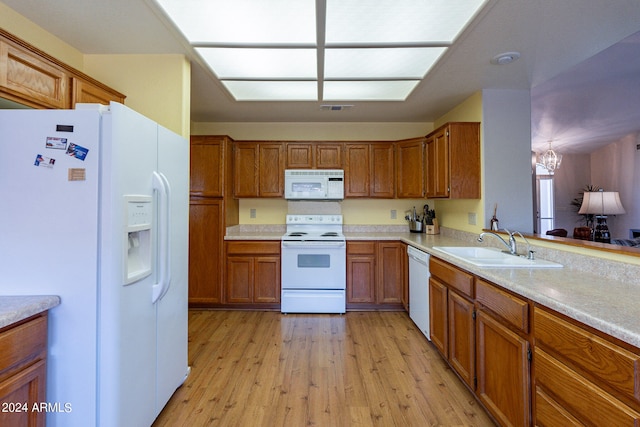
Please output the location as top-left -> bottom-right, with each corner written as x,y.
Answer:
491,51 -> 521,65
155,0 -> 489,101
540,140 -> 562,172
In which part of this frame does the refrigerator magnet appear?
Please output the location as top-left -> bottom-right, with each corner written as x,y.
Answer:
34,154 -> 55,168
46,136 -> 67,150
66,143 -> 89,161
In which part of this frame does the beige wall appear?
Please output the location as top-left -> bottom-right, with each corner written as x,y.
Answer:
192,122 -> 433,141
84,55 -> 191,137
0,3 -> 84,70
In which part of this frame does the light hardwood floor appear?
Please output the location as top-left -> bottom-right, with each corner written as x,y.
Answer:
153,310 -> 496,426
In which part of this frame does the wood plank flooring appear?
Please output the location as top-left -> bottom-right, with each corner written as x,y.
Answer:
153,310 -> 496,426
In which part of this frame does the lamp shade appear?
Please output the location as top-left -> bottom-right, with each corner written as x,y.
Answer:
578,191 -> 626,215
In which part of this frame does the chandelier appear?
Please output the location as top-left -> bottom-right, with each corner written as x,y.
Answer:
540,140 -> 562,172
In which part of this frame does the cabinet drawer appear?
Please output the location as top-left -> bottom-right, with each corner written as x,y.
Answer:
534,307 -> 640,403
0,315 -> 47,378
476,279 -> 529,333
535,348 -> 640,426
430,257 -> 474,298
347,241 -> 375,255
226,241 -> 280,255
535,386 -> 582,426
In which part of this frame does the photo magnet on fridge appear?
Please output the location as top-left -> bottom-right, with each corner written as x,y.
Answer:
34,154 -> 55,168
46,136 -> 68,150
66,143 -> 89,161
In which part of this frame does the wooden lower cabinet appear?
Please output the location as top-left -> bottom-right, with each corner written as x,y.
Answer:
189,199 -> 224,306
476,310 -> 530,427
225,241 -> 280,307
533,307 -> 640,426
448,290 -> 475,388
346,241 -> 405,310
429,276 -> 448,356
0,314 -> 48,427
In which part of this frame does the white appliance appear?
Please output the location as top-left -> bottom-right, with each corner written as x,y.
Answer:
284,169 -> 344,200
408,245 -> 431,340
0,102 -> 189,427
281,215 -> 346,313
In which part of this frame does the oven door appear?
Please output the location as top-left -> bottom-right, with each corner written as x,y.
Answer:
281,241 -> 346,290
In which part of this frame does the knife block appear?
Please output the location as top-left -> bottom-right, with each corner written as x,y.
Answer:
425,218 -> 440,235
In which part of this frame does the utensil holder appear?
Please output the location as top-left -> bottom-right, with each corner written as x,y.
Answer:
408,220 -> 424,233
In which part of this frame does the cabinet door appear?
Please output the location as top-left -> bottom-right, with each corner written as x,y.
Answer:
259,143 -> 284,197
376,242 -> 403,304
233,143 -> 259,197
347,255 -> 376,303
315,143 -> 342,169
426,127 -> 449,198
396,138 -> 425,198
254,256 -> 280,303
226,257 -> 253,303
286,143 -> 313,169
370,143 -> 395,198
476,310 -> 530,427
0,40 -> 68,109
189,199 -> 223,305
0,359 -> 46,427
71,77 -> 124,107
190,136 -> 225,197
429,277 -> 448,357
344,144 -> 370,197
448,290 -> 475,388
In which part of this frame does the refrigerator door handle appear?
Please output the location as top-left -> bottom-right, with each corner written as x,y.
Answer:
152,171 -> 172,303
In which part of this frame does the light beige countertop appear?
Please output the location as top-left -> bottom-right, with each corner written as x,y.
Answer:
225,225 -> 640,348
0,295 -> 61,329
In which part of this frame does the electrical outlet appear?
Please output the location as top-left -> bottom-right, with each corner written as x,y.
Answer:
468,212 -> 477,225
390,209 -> 397,219
250,208 -> 256,219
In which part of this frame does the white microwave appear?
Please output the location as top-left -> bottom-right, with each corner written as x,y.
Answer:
284,169 -> 344,200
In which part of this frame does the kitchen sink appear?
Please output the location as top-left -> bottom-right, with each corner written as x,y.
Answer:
432,246 -> 563,268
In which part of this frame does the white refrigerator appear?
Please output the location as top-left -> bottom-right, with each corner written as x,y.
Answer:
0,102 -> 189,427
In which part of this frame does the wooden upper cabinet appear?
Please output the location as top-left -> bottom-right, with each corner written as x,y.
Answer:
259,143 -> 284,197
345,143 -> 394,198
426,127 -> 450,198
396,137 -> 425,198
0,30 -> 125,110
286,143 -> 314,169
426,122 -> 481,199
190,136 -> 229,197
233,142 -> 259,197
344,144 -> 370,197
0,40 -> 68,109
71,78 -> 124,107
233,142 -> 284,197
315,143 -> 342,168
285,142 -> 343,169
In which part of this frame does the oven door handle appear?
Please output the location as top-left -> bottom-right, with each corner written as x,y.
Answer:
281,241 -> 346,249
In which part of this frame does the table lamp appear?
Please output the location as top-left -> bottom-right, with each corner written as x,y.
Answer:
578,189 -> 626,243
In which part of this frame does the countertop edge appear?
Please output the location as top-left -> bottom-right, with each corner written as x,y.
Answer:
0,295 -> 61,329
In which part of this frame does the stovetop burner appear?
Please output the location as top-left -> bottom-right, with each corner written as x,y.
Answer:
283,214 -> 345,242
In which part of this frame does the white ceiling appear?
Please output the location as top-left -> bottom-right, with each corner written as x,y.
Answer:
2,0 -> 640,153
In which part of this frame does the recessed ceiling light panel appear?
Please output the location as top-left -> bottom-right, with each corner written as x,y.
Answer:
156,0 -> 317,44
325,47 -> 446,78
221,81 -> 318,101
323,80 -> 419,101
325,0 -> 487,44
196,48 -> 317,78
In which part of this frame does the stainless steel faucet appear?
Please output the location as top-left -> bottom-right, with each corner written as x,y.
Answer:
477,230 -> 515,254
477,229 -> 534,259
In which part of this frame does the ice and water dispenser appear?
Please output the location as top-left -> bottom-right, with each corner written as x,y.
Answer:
124,196 -> 152,285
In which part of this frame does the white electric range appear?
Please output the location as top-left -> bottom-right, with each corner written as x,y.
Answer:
280,214 -> 346,314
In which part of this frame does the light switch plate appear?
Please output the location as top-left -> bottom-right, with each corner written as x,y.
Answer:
468,212 -> 477,225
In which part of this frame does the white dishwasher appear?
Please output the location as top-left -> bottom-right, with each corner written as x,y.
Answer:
407,245 -> 430,340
